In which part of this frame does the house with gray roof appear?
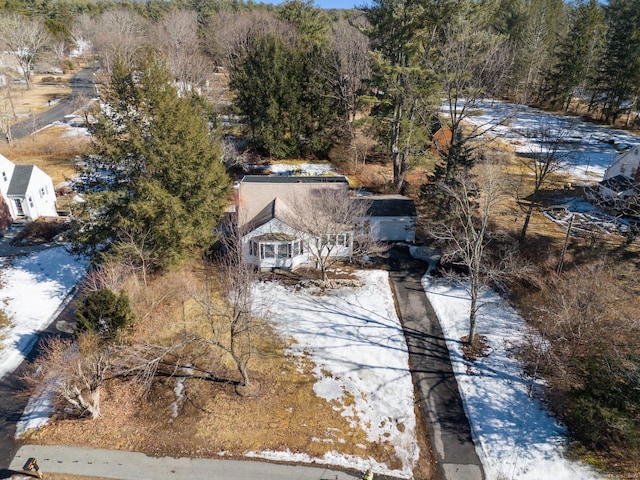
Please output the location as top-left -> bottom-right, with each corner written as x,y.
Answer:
237,175 -> 416,271
0,153 -> 57,223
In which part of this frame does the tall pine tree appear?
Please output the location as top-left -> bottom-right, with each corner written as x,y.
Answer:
72,54 -> 231,269
542,0 -> 605,111
595,0 -> 640,124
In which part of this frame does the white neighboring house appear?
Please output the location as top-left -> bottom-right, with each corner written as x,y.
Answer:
599,145 -> 640,200
0,153 -> 57,222
237,175 -> 417,271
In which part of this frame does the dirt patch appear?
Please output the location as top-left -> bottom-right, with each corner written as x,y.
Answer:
461,335 -> 491,362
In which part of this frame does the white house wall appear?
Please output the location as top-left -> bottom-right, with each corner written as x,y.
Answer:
243,218 -> 312,270
370,216 -> 416,242
24,168 -> 57,218
243,218 -> 353,270
604,146 -> 640,181
0,154 -> 15,198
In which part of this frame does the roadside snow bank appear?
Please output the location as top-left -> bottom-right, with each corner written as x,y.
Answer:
421,275 -> 605,480
0,247 -> 87,380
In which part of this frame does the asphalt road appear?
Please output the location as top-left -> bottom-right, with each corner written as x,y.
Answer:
8,445 -> 363,480
9,65 -> 98,140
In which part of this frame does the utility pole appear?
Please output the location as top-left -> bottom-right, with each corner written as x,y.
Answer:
557,214 -> 575,274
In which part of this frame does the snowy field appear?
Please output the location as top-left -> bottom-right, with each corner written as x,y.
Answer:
419,268 -> 607,480
252,270 -> 419,479
0,247 -> 87,380
461,99 -> 640,181
247,162 -> 336,176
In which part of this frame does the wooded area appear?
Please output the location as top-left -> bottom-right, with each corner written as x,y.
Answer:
3,0 -> 640,477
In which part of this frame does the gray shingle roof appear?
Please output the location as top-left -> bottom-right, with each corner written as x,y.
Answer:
7,165 -> 33,196
246,197 -> 296,231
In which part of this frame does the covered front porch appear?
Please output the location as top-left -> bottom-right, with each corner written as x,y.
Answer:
246,232 -> 308,271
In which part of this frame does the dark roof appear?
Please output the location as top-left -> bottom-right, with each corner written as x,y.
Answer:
600,175 -> 638,193
7,165 -> 34,196
241,175 -> 349,184
245,197 -> 296,231
355,195 -> 417,217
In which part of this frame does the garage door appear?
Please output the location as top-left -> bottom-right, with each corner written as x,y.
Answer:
378,220 -> 408,241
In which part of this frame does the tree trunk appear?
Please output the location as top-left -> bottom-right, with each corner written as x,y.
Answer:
468,287 -> 478,345
89,387 -> 101,419
520,202 -> 535,242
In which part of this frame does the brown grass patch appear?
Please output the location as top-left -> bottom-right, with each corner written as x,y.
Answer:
28,264 -> 435,479
0,126 -> 88,186
3,74 -> 72,120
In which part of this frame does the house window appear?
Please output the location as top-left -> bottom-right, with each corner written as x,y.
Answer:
277,243 -> 292,259
261,244 -> 275,258
249,240 -> 258,256
336,233 -> 350,247
39,187 -> 45,198
1,172 -> 6,182
28,196 -> 33,208
324,233 -> 350,247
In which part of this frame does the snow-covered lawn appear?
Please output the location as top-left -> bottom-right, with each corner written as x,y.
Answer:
0,247 -> 88,380
420,272 -> 606,480
462,99 -> 640,181
252,270 -> 419,479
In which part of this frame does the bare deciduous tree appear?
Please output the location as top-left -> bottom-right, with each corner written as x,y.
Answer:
518,123 -> 574,242
286,189 -> 382,282
27,333 -> 110,419
349,132 -> 377,174
521,262 -> 640,449
328,19 -> 371,124
0,87 -> 16,145
0,14 -> 50,89
151,10 -> 212,93
431,9 -> 512,183
91,9 -> 149,75
207,10 -> 296,70
429,161 -> 515,345
71,14 -> 96,60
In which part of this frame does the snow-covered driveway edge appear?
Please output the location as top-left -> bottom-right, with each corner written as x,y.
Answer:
0,246 -> 88,380
421,274 -> 606,480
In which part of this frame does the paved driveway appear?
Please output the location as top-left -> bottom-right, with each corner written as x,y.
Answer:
387,246 -> 484,480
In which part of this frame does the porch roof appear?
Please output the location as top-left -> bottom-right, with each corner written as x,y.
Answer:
252,232 -> 298,242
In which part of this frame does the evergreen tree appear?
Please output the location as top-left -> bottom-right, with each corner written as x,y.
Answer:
365,0 -> 444,191
542,0 -> 605,111
76,288 -> 133,343
277,0 -> 329,47
496,0 -> 568,103
72,54 -> 231,269
229,33 -> 343,158
595,0 -> 640,124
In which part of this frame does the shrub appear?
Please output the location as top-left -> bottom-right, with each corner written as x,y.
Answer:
520,264 -> 640,453
76,288 -> 134,342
